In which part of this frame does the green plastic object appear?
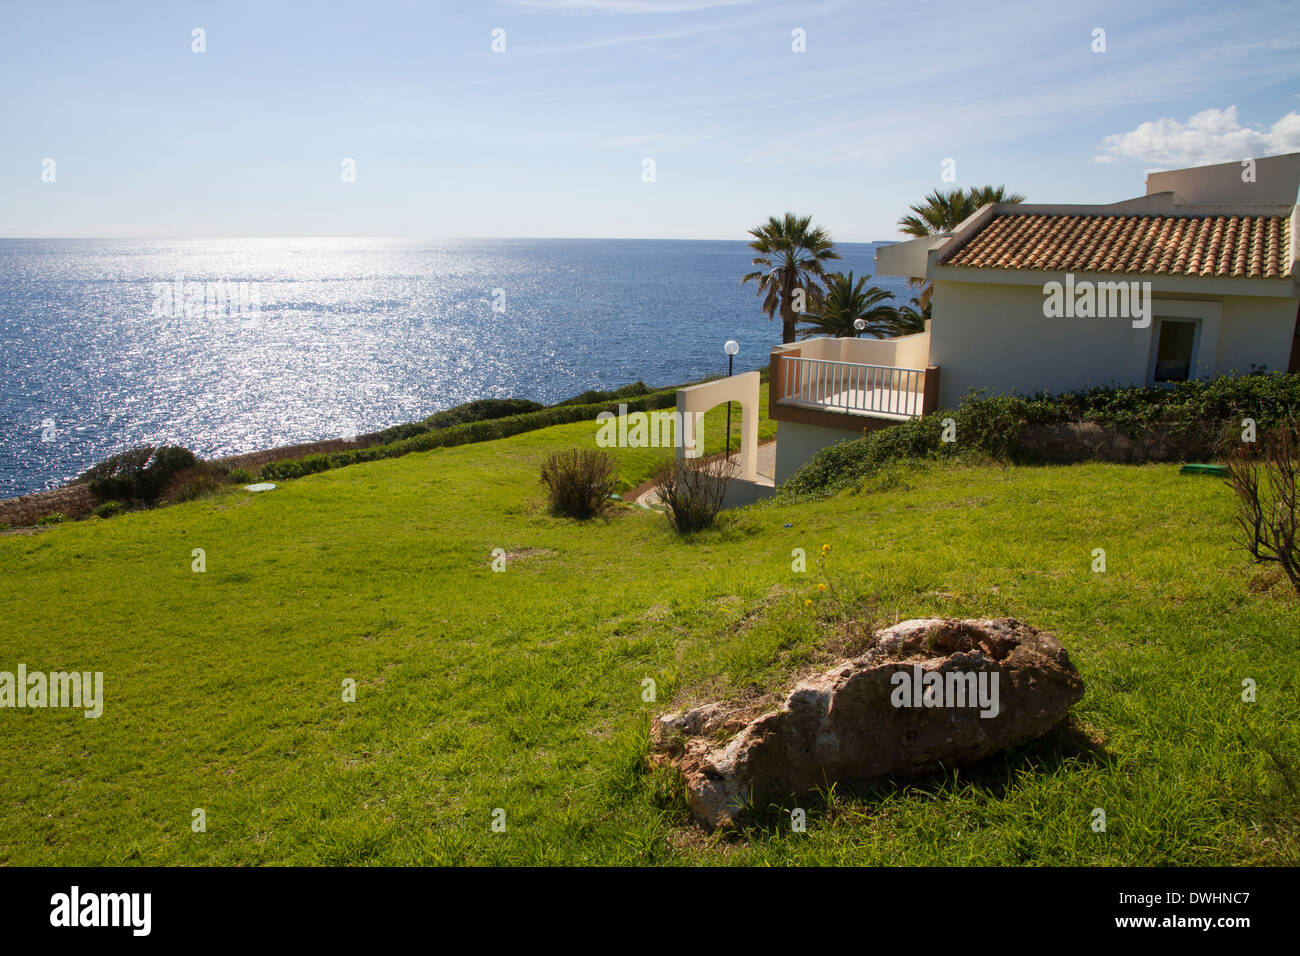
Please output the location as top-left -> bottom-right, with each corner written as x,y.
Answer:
1179,464 -> 1228,477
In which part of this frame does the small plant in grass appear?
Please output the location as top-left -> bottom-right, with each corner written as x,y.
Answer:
1225,416 -> 1300,593
808,543 -> 842,609
806,543 -> 875,633
36,512 -> 65,526
652,455 -> 732,533
540,448 -> 619,519
93,500 -> 125,519
160,465 -> 225,504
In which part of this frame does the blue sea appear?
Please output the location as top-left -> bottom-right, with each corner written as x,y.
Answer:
0,238 -> 909,497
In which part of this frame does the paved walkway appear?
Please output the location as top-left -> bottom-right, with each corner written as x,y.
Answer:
632,439 -> 776,507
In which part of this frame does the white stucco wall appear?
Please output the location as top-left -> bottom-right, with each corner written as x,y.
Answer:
1215,296 -> 1298,374
929,279 -> 1297,408
774,420 -> 864,484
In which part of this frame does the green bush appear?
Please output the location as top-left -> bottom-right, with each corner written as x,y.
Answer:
780,371 -> 1300,500
37,512 -> 65,526
260,459 -> 304,481
554,382 -> 650,406
652,456 -> 732,533
226,468 -> 253,485
93,500 -> 125,519
540,448 -> 619,519
76,445 -> 199,504
373,397 -> 547,445
160,466 -> 225,504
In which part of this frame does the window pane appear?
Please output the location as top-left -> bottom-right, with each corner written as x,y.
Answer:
1154,320 -> 1196,382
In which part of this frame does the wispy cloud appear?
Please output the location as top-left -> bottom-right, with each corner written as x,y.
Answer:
1096,106 -> 1300,166
519,21 -> 732,54
592,132 -> 704,150
509,0 -> 756,13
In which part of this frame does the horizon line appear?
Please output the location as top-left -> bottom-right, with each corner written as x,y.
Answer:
0,234 -> 900,244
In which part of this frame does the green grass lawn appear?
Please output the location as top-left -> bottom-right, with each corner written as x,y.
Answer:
1,403 -> 1296,865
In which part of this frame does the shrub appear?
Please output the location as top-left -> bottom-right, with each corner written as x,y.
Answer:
93,500 -> 125,519
1226,418 -> 1300,594
373,398 -> 547,444
422,397 -> 546,429
76,445 -> 199,504
652,455 -> 733,534
555,382 -> 650,406
160,465 -> 225,504
260,459 -> 304,481
540,448 -> 619,519
226,468 -> 253,485
36,512 -> 65,526
75,446 -> 153,499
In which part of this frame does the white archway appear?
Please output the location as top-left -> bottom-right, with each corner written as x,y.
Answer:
674,371 -> 760,481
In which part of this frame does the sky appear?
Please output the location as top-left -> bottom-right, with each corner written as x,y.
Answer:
2,0 -> 1298,241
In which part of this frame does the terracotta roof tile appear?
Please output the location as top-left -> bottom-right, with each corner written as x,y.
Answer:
941,212 -> 1292,279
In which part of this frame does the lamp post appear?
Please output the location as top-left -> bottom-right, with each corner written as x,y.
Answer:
723,340 -> 739,460
853,318 -> 867,337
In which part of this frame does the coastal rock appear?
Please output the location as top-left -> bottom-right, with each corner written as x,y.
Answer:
650,617 -> 1084,829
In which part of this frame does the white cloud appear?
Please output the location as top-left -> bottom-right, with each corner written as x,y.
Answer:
1096,106 -> 1300,166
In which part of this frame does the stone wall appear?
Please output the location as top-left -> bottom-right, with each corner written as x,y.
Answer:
1017,422 -> 1221,464
0,483 -> 98,528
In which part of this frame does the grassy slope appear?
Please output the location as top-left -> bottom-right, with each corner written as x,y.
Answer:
0,401 -> 1296,866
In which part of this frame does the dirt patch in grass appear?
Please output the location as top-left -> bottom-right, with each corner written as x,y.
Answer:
1247,565 -> 1298,599
0,526 -> 43,537
504,547 -> 556,562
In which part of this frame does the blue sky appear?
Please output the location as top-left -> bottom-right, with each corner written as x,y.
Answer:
2,0 -> 1298,240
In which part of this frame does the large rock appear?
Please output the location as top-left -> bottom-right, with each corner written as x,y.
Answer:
650,617 -> 1084,829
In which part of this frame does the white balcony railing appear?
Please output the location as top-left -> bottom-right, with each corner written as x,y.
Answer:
780,356 -> 927,418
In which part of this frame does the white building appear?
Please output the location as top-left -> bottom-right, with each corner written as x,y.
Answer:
765,152 -> 1300,484
679,153 -> 1300,497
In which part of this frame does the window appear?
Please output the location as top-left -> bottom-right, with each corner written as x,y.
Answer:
1151,318 -> 1199,383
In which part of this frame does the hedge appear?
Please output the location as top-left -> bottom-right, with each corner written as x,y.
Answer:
259,388 -> 680,481
779,371 -> 1300,500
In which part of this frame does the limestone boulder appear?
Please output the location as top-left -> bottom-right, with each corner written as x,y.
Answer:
650,617 -> 1085,829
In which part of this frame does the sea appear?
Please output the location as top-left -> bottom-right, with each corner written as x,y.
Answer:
0,237 -> 910,497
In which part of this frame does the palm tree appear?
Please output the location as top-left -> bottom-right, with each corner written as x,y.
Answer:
743,212 -> 840,344
878,296 -> 930,338
897,185 -> 1025,309
797,271 -> 898,339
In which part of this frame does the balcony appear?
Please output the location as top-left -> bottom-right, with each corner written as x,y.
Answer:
769,328 -> 940,432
